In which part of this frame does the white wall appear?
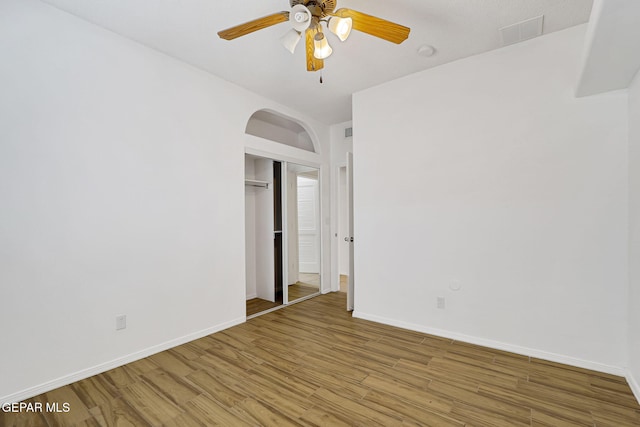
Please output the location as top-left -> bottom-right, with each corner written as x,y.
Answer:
353,25 -> 629,372
629,70 -> 640,395
576,0 -> 640,97
0,0 -> 329,402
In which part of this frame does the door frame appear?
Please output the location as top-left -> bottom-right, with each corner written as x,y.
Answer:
331,152 -> 355,310
346,152 -> 354,311
245,147 -> 324,308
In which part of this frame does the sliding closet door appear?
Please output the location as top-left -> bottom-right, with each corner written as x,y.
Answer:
245,154 -> 321,311
286,162 -> 321,303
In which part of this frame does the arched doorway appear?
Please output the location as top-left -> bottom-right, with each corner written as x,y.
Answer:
244,110 -> 322,317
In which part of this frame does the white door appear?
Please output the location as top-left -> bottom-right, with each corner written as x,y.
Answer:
297,176 -> 320,273
347,152 -> 355,311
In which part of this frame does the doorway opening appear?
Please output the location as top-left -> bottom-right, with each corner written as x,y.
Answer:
245,154 -> 321,317
338,166 -> 350,293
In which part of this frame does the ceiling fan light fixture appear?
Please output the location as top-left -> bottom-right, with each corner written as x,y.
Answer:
280,29 -> 302,53
313,32 -> 333,59
289,4 -> 312,32
218,2 -> 411,72
328,16 -> 352,41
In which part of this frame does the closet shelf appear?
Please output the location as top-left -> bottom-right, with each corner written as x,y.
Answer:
245,179 -> 269,189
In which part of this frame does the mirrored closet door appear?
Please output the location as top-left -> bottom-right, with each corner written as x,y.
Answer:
285,162 -> 321,304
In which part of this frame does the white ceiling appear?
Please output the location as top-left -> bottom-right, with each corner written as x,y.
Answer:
40,0 -> 593,125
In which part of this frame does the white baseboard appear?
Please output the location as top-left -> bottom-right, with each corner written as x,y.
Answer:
246,293 -> 257,300
1,317 -> 245,404
627,370 -> 640,405
353,311 -> 627,377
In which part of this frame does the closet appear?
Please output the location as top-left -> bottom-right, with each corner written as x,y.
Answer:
245,154 -> 321,317
245,155 -> 282,308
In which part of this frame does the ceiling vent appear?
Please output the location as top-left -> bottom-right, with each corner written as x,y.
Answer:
500,15 -> 544,47
344,127 -> 353,138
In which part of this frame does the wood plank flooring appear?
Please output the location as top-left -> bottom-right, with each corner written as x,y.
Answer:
246,298 -> 281,317
3,292 -> 639,426
246,283 -> 318,317
247,273 -> 320,316
288,283 -> 319,302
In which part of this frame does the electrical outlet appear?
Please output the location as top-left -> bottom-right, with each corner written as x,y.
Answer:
449,279 -> 462,291
437,297 -> 445,309
116,315 -> 127,331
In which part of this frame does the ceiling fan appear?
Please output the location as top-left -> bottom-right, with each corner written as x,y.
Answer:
218,0 -> 411,72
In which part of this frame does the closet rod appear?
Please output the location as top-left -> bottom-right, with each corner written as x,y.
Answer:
245,179 -> 269,189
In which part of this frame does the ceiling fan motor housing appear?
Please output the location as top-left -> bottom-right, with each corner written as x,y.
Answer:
290,0 -> 336,17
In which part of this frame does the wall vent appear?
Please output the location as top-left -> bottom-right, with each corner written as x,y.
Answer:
500,15 -> 544,46
344,127 -> 353,138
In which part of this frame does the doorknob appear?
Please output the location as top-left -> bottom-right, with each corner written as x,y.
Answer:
344,237 -> 354,242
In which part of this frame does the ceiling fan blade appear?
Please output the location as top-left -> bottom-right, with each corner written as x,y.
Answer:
218,12 -> 289,40
305,27 -> 324,72
333,8 -> 410,44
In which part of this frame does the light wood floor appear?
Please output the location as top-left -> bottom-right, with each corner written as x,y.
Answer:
288,283 -> 319,302
245,298 -> 281,317
246,274 -> 321,317
290,273 -> 320,301
3,292 -> 640,426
